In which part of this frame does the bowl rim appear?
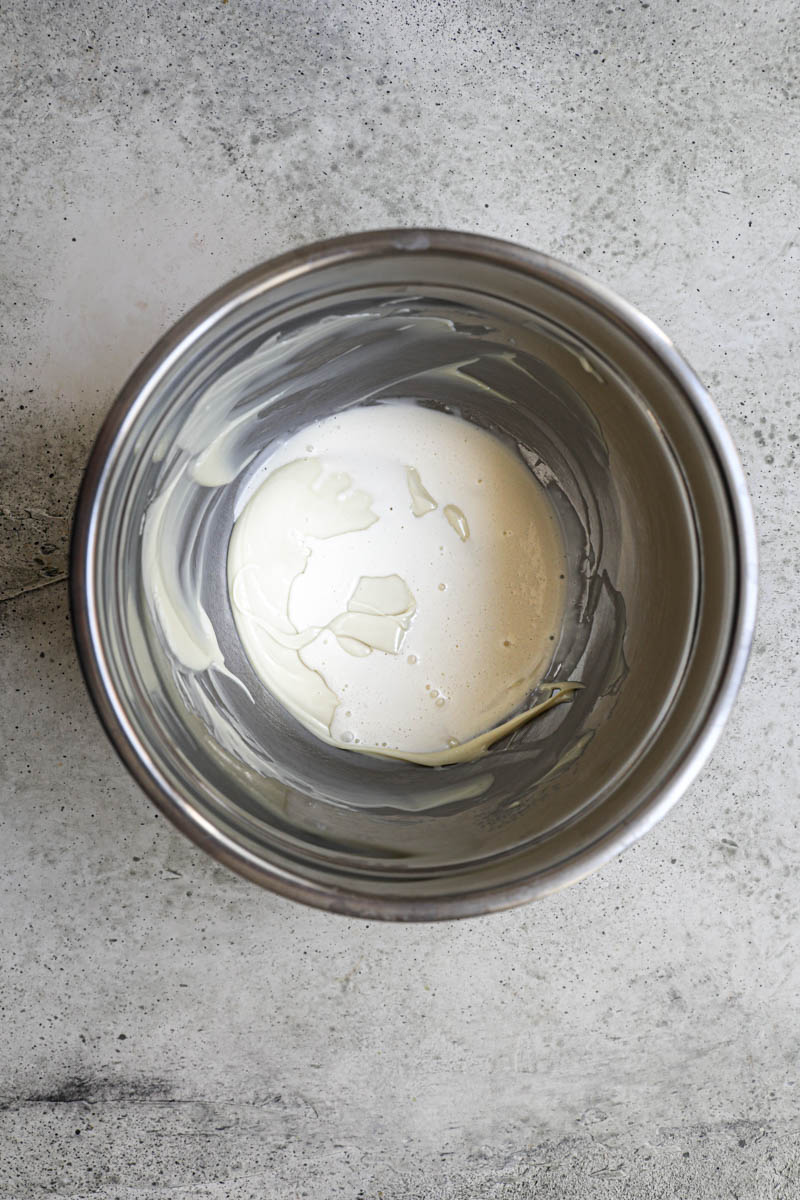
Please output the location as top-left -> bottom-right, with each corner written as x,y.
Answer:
70,228 -> 758,921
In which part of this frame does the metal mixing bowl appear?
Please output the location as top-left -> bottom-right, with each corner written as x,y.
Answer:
71,230 -> 757,920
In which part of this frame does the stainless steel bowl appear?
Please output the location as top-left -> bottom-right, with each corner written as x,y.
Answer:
71,230 -> 757,920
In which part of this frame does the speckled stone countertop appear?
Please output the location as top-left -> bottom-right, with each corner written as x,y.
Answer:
1,2 -> 797,1197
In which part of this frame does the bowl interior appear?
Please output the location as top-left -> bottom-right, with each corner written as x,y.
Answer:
80,237 -> 742,914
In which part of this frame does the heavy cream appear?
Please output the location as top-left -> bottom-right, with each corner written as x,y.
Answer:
227,403 -> 574,766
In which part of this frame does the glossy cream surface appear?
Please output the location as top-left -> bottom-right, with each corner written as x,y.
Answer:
227,403 -> 571,764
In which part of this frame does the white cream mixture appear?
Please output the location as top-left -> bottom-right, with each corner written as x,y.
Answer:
227,403 -> 574,766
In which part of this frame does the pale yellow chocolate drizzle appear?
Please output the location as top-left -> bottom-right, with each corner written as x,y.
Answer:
406,466 -> 438,516
444,503 -> 470,542
357,682 -> 582,766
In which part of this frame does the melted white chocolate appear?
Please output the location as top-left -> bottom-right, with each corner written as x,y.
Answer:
406,466 -> 438,517
227,403 -> 571,765
444,503 -> 470,542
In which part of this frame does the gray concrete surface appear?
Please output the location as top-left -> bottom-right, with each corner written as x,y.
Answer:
1,1 -> 798,1196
